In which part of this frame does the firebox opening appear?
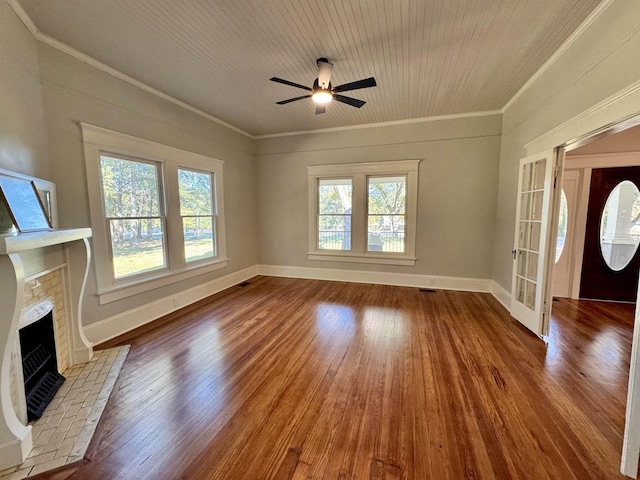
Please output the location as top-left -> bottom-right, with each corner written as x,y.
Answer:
19,309 -> 65,421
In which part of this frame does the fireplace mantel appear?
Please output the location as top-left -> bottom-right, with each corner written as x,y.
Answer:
0,227 -> 93,469
0,228 -> 92,255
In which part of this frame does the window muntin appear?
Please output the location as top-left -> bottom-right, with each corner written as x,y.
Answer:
99,155 -> 166,279
367,176 -> 406,253
307,160 -> 419,266
318,178 -> 352,251
82,123 -> 228,304
178,168 -> 216,262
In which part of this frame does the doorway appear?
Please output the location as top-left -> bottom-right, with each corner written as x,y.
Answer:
553,125 -> 640,302
548,122 -> 640,477
580,166 -> 640,301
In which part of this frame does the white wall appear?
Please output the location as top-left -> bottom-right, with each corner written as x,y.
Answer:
492,1 -> 640,292
35,44 -> 259,327
0,2 -> 48,178
255,114 -> 502,280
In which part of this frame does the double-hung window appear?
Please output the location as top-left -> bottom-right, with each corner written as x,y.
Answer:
308,160 -> 419,265
82,124 -> 227,304
100,155 -> 166,279
178,168 -> 216,262
318,178 -> 352,251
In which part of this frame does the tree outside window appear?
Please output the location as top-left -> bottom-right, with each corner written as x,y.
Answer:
99,155 -> 165,278
178,168 -> 216,262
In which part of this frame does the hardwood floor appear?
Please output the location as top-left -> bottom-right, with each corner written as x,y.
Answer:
33,277 -> 635,479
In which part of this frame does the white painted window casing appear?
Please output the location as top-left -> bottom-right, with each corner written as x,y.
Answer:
81,123 -> 227,304
307,160 -> 419,266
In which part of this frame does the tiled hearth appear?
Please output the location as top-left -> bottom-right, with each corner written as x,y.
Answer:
0,346 -> 129,479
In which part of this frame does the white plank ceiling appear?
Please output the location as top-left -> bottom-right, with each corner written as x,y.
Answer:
17,0 -> 602,136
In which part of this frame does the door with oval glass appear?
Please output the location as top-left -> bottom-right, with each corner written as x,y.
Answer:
580,166 -> 640,302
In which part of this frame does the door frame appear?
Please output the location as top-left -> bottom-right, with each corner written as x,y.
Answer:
522,82 -> 640,477
560,153 -> 640,299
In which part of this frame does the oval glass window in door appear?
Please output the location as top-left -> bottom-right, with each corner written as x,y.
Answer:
555,189 -> 568,263
599,180 -> 640,271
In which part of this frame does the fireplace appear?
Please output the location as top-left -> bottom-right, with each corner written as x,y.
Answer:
0,228 -> 93,470
19,301 -> 65,422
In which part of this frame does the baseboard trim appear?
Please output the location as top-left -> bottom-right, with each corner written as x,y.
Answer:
84,265 -> 259,345
490,281 -> 512,311
257,264 -> 493,293
84,264 -> 512,345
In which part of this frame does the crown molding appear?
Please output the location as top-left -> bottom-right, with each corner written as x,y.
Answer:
501,0 -> 615,114
254,109 -> 502,140
7,0 -> 255,139
7,0 -> 503,141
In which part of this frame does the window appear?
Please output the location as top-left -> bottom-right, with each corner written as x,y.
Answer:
82,124 -> 227,304
178,168 -> 216,262
318,178 -> 352,251
100,155 -> 166,279
368,176 -> 406,253
308,160 -> 419,265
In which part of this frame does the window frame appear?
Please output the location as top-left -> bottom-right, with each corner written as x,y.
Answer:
177,166 -> 218,264
307,160 -> 419,266
82,123 -> 227,305
99,153 -> 168,281
317,177 -> 353,252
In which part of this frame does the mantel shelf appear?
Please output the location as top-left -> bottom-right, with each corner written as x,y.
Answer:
0,228 -> 92,255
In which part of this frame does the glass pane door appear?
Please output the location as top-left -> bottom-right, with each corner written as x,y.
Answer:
510,150 -> 556,336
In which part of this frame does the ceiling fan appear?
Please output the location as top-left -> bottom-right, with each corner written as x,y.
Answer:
270,58 -> 377,115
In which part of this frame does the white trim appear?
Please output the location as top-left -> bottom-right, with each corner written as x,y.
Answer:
509,149 -> 557,337
85,263 -> 511,345
255,110 -> 502,139
307,253 -> 416,266
258,264 -> 492,293
97,259 -> 229,305
490,281 -> 511,311
623,297 -> 640,477
525,78 -> 640,154
565,151 -> 640,169
307,160 -> 420,176
84,265 -> 258,344
6,0 -> 252,139
564,153 -> 640,301
80,123 -> 225,169
308,160 -> 419,266
80,123 -> 228,304
7,0 -> 501,140
5,0 -> 39,37
552,169 -> 580,298
502,0 -> 615,113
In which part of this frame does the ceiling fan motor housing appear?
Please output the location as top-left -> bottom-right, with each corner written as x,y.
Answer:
271,57 -> 376,112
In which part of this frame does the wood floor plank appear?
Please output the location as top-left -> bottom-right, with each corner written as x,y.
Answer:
30,277 -> 634,479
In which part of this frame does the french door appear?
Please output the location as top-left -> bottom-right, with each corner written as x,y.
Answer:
510,149 -> 559,336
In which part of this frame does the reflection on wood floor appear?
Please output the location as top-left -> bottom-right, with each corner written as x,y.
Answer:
33,277 -> 634,479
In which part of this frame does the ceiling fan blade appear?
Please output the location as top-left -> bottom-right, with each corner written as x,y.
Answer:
270,77 -> 312,91
315,105 -> 326,115
317,59 -> 333,89
276,95 -> 311,105
333,94 -> 366,108
332,77 -> 377,93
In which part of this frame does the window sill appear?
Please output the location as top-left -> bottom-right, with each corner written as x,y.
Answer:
308,252 -> 416,266
97,258 -> 228,304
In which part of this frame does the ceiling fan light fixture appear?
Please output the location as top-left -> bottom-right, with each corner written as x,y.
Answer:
312,89 -> 333,104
